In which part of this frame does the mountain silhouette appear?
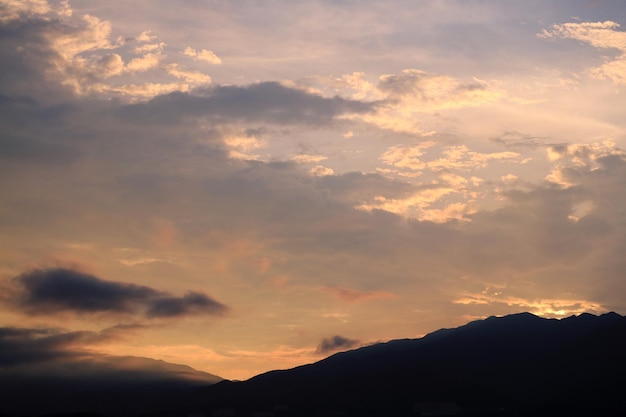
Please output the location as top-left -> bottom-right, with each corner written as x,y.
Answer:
199,312 -> 626,417
2,312 -> 625,416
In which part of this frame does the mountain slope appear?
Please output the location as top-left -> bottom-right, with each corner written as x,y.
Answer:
198,312 -> 626,416
0,354 -> 223,416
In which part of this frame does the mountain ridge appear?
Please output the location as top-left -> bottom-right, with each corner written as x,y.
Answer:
201,311 -> 626,416
2,312 -> 625,416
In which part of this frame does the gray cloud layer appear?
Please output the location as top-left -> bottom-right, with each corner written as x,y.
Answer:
124,82 -> 377,125
8,268 -> 229,318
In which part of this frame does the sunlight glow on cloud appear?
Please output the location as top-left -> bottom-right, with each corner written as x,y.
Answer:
357,190 -> 476,223
355,70 -> 504,135
0,0 -> 52,21
166,63 -> 212,84
292,154 -> 328,164
380,142 -> 436,172
310,165 -> 335,176
454,293 -> 605,318
540,21 -> 626,84
224,134 -> 266,160
183,47 -> 222,65
1,1 -> 216,100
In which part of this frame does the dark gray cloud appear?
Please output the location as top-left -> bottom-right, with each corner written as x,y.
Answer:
0,95 -> 81,164
8,268 -> 229,318
146,291 -> 229,318
316,335 -> 361,354
123,82 -> 377,126
0,15 -> 77,103
14,268 -> 161,313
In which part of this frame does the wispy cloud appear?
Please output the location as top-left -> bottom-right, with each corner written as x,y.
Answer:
321,287 -> 395,302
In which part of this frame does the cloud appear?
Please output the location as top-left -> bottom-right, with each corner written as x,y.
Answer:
380,141 -> 437,171
427,145 -> 522,171
6,267 -> 229,319
292,154 -> 328,164
146,291 -> 229,318
490,131 -> 553,149
539,21 -> 626,84
356,187 -> 468,223
0,0 -> 52,23
453,292 -> 604,317
350,69 -> 503,135
316,335 -> 360,354
310,165 -> 335,177
166,63 -> 212,84
0,324 -> 144,367
183,47 -> 222,64
125,81 -> 376,126
126,52 -> 162,73
0,2 -> 217,101
321,286 -> 395,302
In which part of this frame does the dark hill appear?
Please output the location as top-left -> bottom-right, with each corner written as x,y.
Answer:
0,355 -> 223,417
197,312 -> 626,417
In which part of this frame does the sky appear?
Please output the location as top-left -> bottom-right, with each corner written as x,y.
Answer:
1,0 -> 626,381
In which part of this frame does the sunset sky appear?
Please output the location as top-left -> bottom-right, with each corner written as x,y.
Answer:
2,0 -> 626,381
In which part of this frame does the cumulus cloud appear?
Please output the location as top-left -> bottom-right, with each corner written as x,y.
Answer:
539,21 -> 626,84
183,47 -> 222,64
380,141 -> 437,171
316,335 -> 361,354
350,69 -> 503,135
0,1 -> 220,101
310,165 -> 335,177
166,63 -> 212,84
0,0 -> 52,22
6,268 -> 229,318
